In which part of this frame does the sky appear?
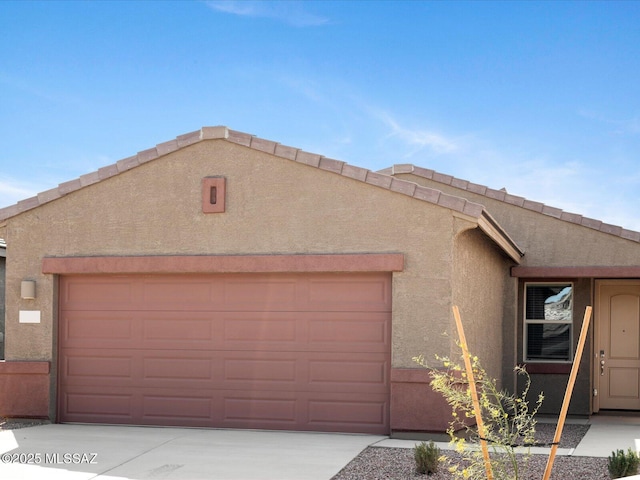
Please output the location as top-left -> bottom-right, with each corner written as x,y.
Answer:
2,1 -> 640,230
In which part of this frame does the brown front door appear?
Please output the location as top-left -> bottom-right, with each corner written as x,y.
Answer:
58,272 -> 391,434
596,280 -> 640,410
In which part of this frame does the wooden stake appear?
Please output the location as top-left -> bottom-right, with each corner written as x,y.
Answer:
452,306 -> 494,480
541,306 -> 592,480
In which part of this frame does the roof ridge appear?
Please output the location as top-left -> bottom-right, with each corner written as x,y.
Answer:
0,127 -> 489,224
384,163 -> 640,243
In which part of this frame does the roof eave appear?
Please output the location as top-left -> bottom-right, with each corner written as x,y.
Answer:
477,210 -> 524,264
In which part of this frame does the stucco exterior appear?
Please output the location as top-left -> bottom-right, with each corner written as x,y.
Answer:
452,225 -> 513,384
3,140 -> 480,363
387,164 -> 640,417
2,128 -> 638,431
0,127 -> 522,432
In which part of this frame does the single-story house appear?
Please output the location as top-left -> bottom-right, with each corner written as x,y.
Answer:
0,126 -> 639,436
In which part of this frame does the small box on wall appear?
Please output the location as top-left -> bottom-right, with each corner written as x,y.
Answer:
202,177 -> 226,213
19,311 -> 41,324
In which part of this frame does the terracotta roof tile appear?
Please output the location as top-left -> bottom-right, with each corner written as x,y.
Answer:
250,137 -> 277,155
318,157 -> 344,174
523,199 -> 544,212
200,126 -> 228,139
294,150 -> 321,167
0,126 -> 621,252
0,205 -> 18,219
621,229 -> 640,242
437,192 -> 467,212
58,179 -> 82,196
414,185 -> 441,203
389,178 -> 416,196
466,182 -> 487,195
485,188 -> 506,201
504,193 -> 525,207
412,166 -> 435,179
156,139 -> 180,156
451,178 -> 469,189
341,164 -> 368,182
387,163 -> 640,243
600,223 -> 623,236
542,205 -> 563,218
79,171 -> 101,188
17,196 -> 39,211
137,148 -> 159,164
432,172 -> 453,184
560,211 -> 583,224
37,188 -> 62,204
176,130 -> 201,148
98,164 -> 119,180
2,127 -> 486,226
116,156 -> 140,173
365,171 -> 393,189
463,201 -> 485,218
227,129 -> 252,147
274,144 -> 298,161
391,164 -> 415,175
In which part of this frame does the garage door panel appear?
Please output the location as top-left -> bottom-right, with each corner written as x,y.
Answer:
307,395 -> 388,431
59,273 -> 391,434
308,277 -> 391,311
62,278 -> 136,311
63,353 -> 133,380
223,357 -> 297,383
223,395 -> 298,423
142,395 -> 212,421
62,390 -> 135,422
141,279 -> 224,308
61,312 -> 136,347
223,279 -> 299,311
222,313 -> 298,344
308,358 -> 388,388
307,313 -> 390,351
143,356 -> 213,381
142,315 -> 214,343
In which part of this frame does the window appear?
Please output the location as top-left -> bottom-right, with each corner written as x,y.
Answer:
524,283 -> 572,362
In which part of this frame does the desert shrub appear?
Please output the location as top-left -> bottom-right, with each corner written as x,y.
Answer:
414,440 -> 441,475
608,448 -> 640,478
414,352 -> 544,480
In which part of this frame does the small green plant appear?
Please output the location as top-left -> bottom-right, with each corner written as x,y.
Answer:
414,440 -> 441,475
414,351 -> 544,480
608,448 -> 640,478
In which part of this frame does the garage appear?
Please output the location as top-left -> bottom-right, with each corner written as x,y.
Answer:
57,272 -> 391,434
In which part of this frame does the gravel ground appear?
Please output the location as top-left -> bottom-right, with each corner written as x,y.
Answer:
0,417 -> 50,431
0,418 -> 613,478
332,424 -> 612,479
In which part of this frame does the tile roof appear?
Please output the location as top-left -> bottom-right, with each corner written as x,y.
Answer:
0,126 -> 523,260
0,127 -> 489,222
381,164 -> 640,243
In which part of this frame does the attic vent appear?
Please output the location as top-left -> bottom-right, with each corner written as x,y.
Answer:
202,177 -> 226,213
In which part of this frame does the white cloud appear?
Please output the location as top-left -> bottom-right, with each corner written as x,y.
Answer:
206,1 -> 329,27
369,109 -> 458,156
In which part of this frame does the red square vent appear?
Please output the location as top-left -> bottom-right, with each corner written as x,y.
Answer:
202,177 -> 226,213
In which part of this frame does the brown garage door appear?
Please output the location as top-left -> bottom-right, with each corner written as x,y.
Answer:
58,272 -> 391,434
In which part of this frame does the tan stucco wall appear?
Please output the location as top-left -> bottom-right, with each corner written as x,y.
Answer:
2,140 -> 481,369
395,172 -> 640,266
452,224 -> 513,385
396,171 -> 631,412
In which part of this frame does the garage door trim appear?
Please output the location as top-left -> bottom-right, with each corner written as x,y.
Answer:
43,253 -> 404,274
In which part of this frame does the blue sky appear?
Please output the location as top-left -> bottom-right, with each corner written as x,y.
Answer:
2,1 -> 640,230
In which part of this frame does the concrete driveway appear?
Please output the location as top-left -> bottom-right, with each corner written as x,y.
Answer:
0,424 -> 386,480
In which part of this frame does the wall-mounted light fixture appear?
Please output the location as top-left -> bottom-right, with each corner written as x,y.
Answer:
21,280 -> 36,300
